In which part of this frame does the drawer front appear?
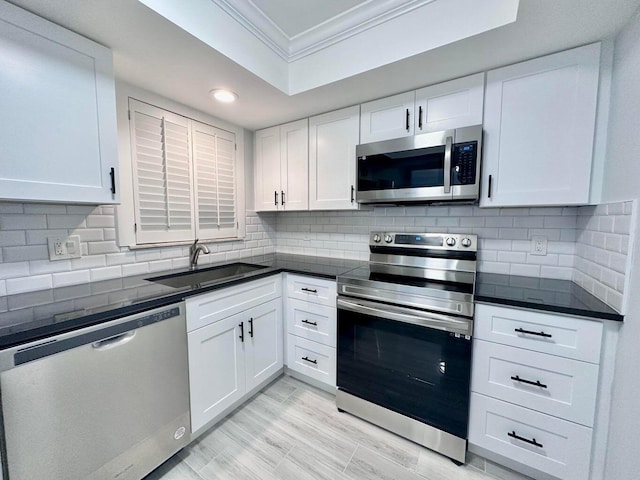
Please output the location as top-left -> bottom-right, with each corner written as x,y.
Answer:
474,304 -> 603,363
469,393 -> 592,480
286,274 -> 337,307
472,340 -> 599,426
186,275 -> 282,332
286,298 -> 336,347
286,334 -> 336,387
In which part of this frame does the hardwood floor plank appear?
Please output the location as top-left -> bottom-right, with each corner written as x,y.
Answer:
243,394 -> 358,472
344,445 -> 425,480
273,451 -> 352,480
147,375 -> 505,480
216,418 -> 290,469
144,455 -> 204,480
415,448 -> 494,480
260,376 -> 298,403
284,386 -> 422,469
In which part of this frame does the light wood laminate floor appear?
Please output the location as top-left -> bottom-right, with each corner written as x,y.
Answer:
145,375 -> 500,480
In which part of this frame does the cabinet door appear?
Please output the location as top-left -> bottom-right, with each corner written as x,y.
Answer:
0,2 -> 118,204
187,315 -> 246,433
481,43 -> 601,207
360,91 -> 415,143
245,299 -> 283,391
415,73 -> 484,133
280,119 -> 309,211
309,106 -> 360,210
254,125 -> 281,211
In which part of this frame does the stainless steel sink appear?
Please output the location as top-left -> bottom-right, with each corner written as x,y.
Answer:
147,263 -> 269,288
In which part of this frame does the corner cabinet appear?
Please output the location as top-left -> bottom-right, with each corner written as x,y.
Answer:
186,276 -> 283,434
0,2 -> 118,204
480,43 -> 602,207
255,119 -> 309,211
309,106 -> 360,210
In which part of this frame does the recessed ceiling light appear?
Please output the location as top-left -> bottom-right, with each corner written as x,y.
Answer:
209,89 -> 238,103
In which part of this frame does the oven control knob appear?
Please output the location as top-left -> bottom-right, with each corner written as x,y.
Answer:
384,235 -> 393,243
446,237 -> 456,247
373,234 -> 381,243
461,237 -> 472,248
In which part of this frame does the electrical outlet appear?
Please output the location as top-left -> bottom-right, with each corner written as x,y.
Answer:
530,236 -> 548,256
48,235 -> 81,261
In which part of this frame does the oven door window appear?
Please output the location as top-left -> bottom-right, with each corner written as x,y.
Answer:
357,146 -> 445,191
337,308 -> 472,439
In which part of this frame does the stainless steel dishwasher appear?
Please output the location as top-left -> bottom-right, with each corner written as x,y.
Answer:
0,303 -> 190,480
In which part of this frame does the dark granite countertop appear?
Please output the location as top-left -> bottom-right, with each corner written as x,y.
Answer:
0,257 -> 623,350
0,254 -> 364,349
475,273 -> 624,322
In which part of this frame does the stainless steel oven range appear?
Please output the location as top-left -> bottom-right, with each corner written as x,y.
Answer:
336,232 -> 477,464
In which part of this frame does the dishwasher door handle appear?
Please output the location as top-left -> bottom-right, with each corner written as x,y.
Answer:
92,331 -> 136,350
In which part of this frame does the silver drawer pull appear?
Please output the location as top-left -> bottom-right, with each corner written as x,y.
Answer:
301,356 -> 317,365
514,327 -> 552,338
301,319 -> 318,327
511,375 -> 548,389
508,430 -> 543,448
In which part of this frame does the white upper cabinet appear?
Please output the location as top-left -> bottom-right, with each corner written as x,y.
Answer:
414,73 -> 485,133
481,43 -> 602,207
254,119 -> 308,211
360,91 -> 415,143
0,2 -> 118,204
309,106 -> 360,211
359,73 -> 485,144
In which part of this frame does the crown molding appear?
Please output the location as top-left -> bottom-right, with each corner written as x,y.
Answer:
212,0 -> 435,62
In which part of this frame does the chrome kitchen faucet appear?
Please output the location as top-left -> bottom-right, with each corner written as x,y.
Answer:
189,239 -> 210,270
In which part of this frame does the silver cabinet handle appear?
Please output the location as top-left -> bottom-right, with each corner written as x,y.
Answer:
92,331 -> 135,350
443,136 -> 453,194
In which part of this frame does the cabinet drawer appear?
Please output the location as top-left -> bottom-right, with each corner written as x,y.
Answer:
186,275 -> 282,332
286,274 -> 336,307
469,393 -> 592,480
474,304 -> 603,363
286,298 -> 336,347
286,335 -> 336,387
472,340 -> 599,426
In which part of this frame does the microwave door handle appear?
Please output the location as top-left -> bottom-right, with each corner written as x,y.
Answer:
443,136 -> 453,194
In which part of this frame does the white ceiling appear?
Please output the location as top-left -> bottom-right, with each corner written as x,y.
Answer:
7,0 -> 640,131
249,0 -> 366,38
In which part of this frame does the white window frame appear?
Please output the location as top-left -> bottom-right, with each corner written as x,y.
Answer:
115,82 -> 246,248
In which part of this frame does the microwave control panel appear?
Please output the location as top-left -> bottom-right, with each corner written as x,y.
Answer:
452,142 -> 478,185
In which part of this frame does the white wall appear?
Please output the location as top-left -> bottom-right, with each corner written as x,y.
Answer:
600,7 -> 640,480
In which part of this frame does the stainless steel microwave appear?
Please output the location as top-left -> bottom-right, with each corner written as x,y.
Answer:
356,125 -> 482,204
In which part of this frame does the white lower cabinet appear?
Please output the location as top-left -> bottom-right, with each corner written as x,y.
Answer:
470,304 -> 604,480
287,335 -> 336,386
469,393 -> 593,480
188,312 -> 247,433
186,277 -> 283,433
284,274 -> 337,388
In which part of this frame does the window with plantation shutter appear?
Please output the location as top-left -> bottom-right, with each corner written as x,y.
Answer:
128,99 -> 240,245
192,121 -> 237,239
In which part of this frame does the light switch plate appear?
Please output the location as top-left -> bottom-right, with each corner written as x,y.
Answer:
48,235 -> 81,261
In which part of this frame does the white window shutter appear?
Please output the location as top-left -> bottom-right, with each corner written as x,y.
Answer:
129,99 -> 195,244
191,121 -> 237,240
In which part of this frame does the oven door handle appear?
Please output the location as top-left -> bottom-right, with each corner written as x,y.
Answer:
337,297 -> 472,336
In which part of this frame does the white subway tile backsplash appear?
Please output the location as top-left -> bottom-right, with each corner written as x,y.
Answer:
53,270 -> 90,287
0,199 -> 632,315
1,214 -> 47,230
6,274 -> 52,294
47,214 -> 86,229
90,266 -> 123,282
0,231 -> 26,246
